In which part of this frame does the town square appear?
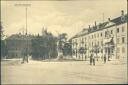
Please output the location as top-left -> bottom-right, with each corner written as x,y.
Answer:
1,0 -> 127,84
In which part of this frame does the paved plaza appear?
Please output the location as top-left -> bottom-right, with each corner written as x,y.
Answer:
1,59 -> 127,84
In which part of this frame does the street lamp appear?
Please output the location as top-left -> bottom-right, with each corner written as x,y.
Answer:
14,3 -> 31,35
15,3 -> 31,63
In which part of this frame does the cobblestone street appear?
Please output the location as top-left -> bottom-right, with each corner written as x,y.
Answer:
1,59 -> 127,84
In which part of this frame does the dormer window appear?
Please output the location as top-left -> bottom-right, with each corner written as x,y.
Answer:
121,16 -> 126,22
121,10 -> 126,22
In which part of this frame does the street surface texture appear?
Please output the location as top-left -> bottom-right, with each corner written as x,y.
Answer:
1,59 -> 127,84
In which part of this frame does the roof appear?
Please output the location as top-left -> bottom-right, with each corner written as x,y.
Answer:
70,14 -> 128,40
111,14 -> 127,24
6,34 -> 34,41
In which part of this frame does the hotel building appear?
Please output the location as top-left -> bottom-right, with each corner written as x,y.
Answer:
70,10 -> 127,62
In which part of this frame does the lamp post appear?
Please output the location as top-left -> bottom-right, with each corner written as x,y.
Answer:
15,4 -> 31,63
15,3 -> 31,35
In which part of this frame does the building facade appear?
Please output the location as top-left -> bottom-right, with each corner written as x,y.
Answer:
70,10 -> 127,62
5,34 -> 33,58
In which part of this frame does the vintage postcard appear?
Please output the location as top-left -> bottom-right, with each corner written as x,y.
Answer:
1,0 -> 127,84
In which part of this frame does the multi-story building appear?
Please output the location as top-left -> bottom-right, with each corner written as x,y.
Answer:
5,33 -> 34,58
70,10 -> 127,62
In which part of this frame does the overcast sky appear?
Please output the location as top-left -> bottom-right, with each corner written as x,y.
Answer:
1,0 -> 127,39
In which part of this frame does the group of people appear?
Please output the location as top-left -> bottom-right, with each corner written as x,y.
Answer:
90,52 -> 107,66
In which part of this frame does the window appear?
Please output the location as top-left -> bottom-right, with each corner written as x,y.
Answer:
97,41 -> 99,45
82,38 -> 84,40
117,47 -> 120,53
111,49 -> 114,53
116,55 -> 120,59
76,39 -> 77,42
122,37 -> 125,43
97,33 -> 99,38
81,38 -> 84,44
105,31 -> 107,37
122,26 -> 124,32
94,34 -> 96,38
117,38 -> 120,44
101,33 -> 102,37
101,41 -> 103,45
111,30 -> 113,34
89,42 -> 91,46
117,28 -> 119,33
122,47 -> 125,53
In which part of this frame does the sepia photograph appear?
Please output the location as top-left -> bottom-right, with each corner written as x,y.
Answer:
0,0 -> 128,84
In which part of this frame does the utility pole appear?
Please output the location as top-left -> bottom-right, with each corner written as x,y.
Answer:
15,3 -> 31,35
15,3 -> 31,63
26,7 -> 28,35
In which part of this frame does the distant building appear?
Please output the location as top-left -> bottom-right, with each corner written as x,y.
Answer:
5,34 -> 34,58
70,10 -> 127,62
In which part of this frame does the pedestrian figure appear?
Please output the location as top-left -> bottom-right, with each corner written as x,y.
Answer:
97,54 -> 98,61
104,54 -> 107,64
21,54 -> 25,64
108,55 -> 111,61
25,48 -> 29,63
26,54 -> 29,63
92,53 -> 96,66
90,53 -> 93,65
21,48 -> 25,64
22,48 -> 29,64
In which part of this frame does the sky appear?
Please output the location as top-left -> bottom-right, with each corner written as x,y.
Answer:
1,0 -> 127,39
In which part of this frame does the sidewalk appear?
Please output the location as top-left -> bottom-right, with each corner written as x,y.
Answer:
1,58 -> 22,61
82,59 -> 127,66
1,58 -> 127,67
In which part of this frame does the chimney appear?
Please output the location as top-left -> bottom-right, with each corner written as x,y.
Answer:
95,21 -> 96,26
121,10 -> 124,16
89,25 -> 90,29
108,18 -> 111,21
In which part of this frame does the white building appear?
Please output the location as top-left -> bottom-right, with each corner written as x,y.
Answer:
70,10 -> 127,62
